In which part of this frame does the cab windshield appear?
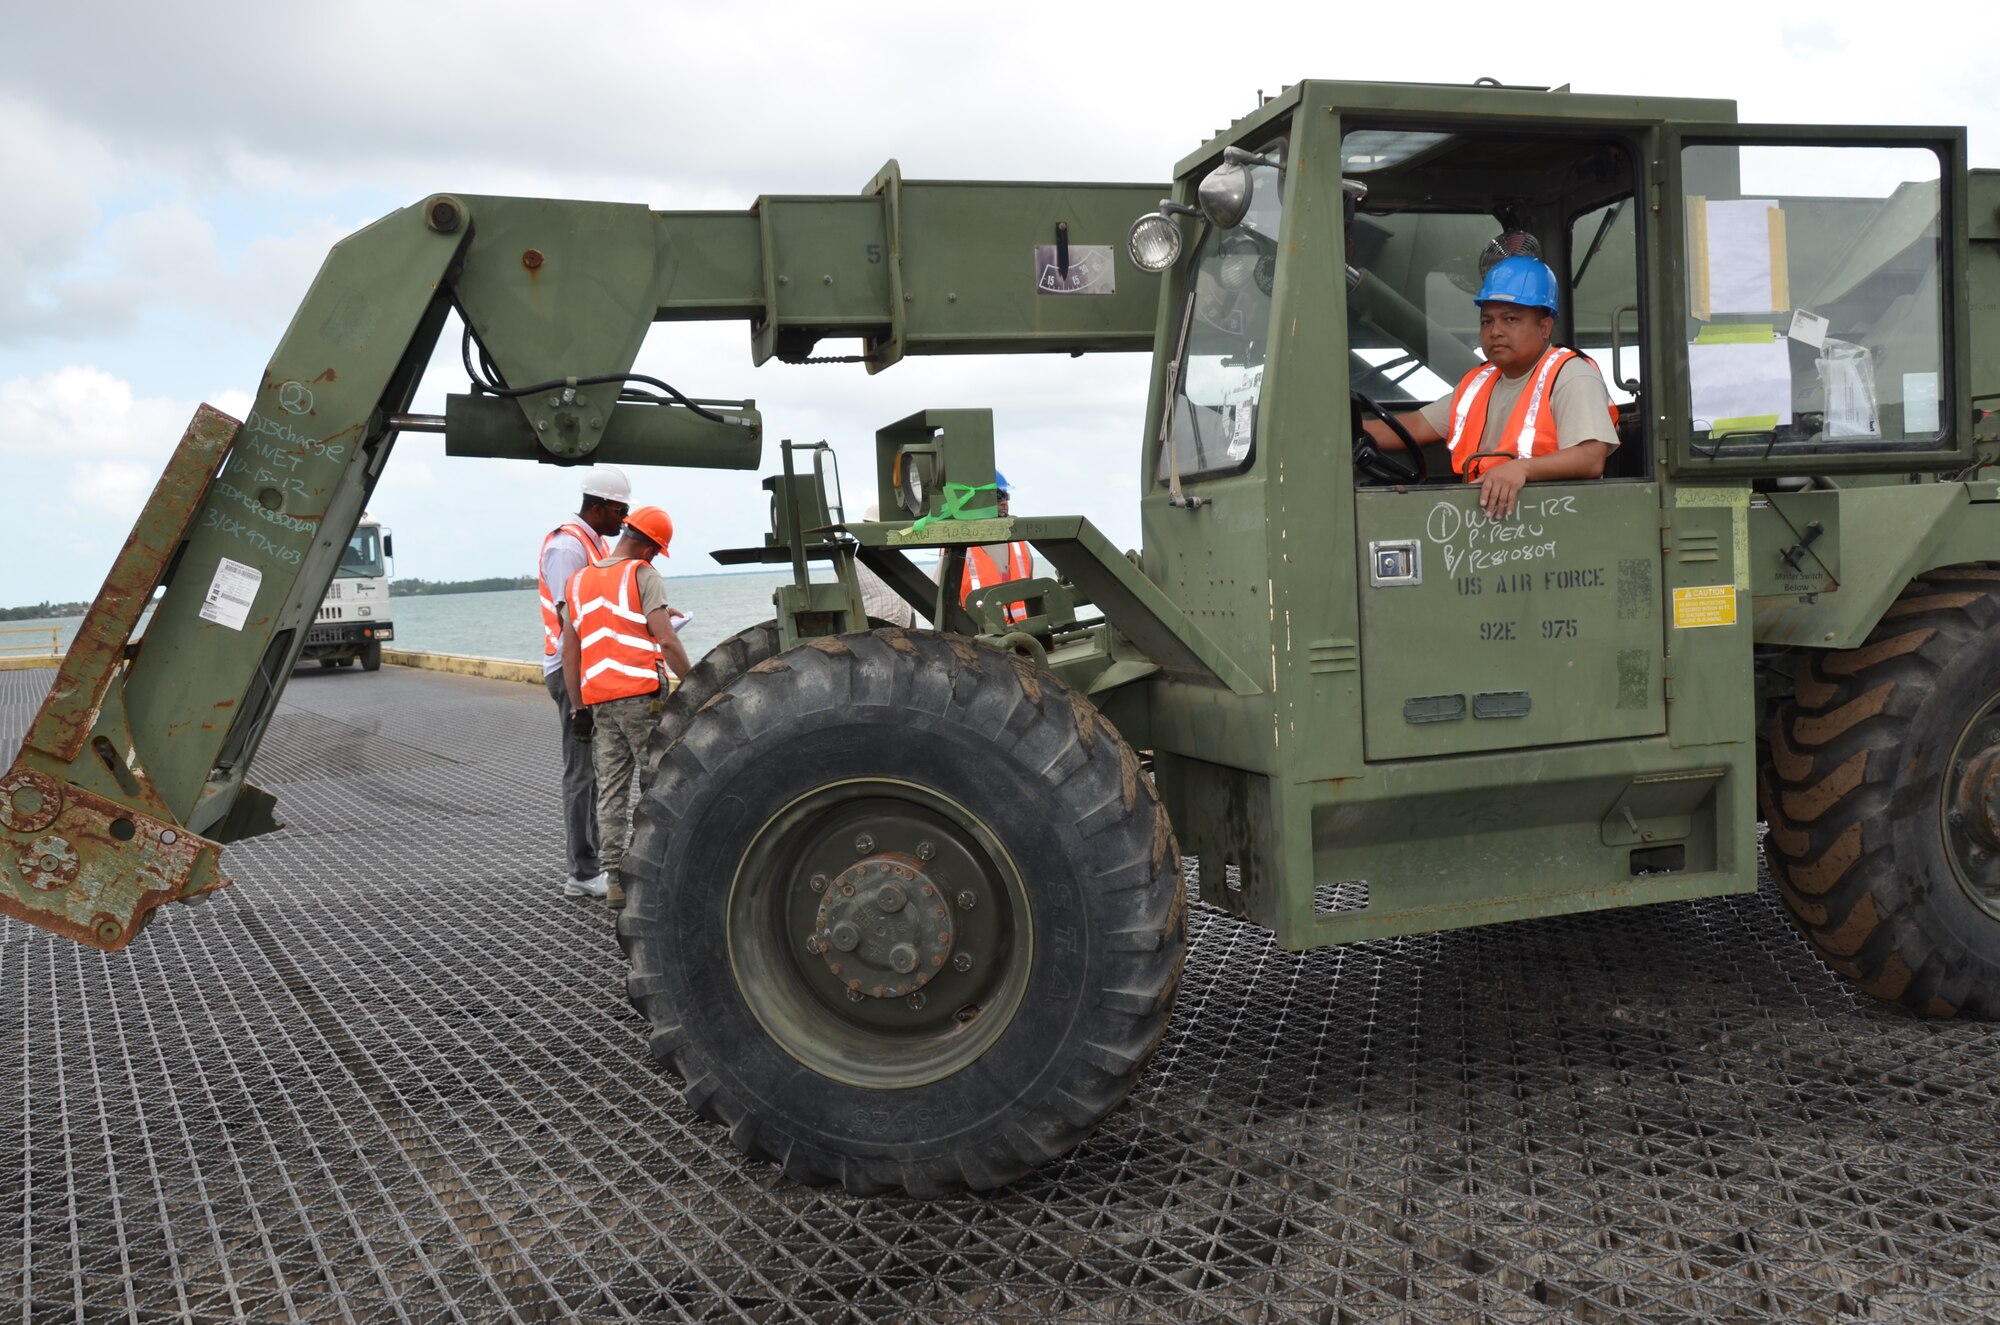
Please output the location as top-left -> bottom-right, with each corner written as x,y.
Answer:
1157,146 -> 1285,484
337,527 -> 385,579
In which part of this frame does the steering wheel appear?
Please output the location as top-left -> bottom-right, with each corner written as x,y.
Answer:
1350,391 -> 1428,484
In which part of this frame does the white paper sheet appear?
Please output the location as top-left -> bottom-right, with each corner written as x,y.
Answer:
1704,199 -> 1785,315
1689,337 -> 1793,432
1787,308 -> 1829,350
1904,372 -> 1940,435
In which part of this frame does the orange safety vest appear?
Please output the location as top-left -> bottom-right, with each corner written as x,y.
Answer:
566,560 -> 664,706
1445,349 -> 1619,481
539,521 -> 610,659
960,542 -> 1034,624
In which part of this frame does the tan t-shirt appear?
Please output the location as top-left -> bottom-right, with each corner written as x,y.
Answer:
1418,355 -> 1619,459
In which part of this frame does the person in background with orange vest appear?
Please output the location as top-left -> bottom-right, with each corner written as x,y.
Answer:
560,505 -> 692,912
1360,256 -> 1617,520
539,465 -> 631,900
958,472 -> 1035,624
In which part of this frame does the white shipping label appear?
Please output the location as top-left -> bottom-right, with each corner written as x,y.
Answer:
1904,372 -> 1941,435
198,557 -> 263,632
1226,402 -> 1255,460
1787,308 -> 1829,350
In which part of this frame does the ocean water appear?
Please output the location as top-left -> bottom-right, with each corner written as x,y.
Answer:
389,569 -> 811,663
0,568 -> 836,668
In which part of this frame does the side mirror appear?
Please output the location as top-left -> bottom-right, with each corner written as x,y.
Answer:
1198,145 -> 1285,230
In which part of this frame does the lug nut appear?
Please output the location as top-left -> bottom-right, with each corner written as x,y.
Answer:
846,987 -> 864,1003
907,992 -> 927,1010
805,933 -> 822,954
854,833 -> 875,854
916,841 -> 936,861
957,891 -> 976,910
953,952 -> 974,972
810,873 -> 829,892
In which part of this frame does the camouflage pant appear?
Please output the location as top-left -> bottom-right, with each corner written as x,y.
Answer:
591,690 -> 662,882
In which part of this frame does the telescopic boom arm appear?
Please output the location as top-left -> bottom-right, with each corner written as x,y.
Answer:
0,167 -> 1164,950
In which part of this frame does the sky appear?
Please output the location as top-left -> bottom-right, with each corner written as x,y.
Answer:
3,1 -> 1996,607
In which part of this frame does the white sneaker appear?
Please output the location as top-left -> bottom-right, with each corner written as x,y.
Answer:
563,872 -> 610,898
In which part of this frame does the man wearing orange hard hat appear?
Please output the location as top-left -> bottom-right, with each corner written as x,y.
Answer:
560,504 -> 692,911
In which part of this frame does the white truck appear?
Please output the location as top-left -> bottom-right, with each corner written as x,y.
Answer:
302,513 -> 395,671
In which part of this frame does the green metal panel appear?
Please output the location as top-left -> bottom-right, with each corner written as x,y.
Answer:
1661,491 -> 1754,749
891,180 -> 1163,357
452,197 -> 660,456
1292,733 -> 1751,949
646,169 -> 1165,369
1172,80 -> 1737,181
1748,483 -> 2000,647
123,200 -> 468,823
1972,169 -> 2000,408
1355,483 -> 1667,760
1747,490 -> 1841,599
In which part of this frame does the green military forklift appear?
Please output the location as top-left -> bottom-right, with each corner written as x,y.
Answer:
4,78 -> 1997,1195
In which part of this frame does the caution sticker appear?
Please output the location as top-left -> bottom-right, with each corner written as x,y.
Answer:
1672,584 -> 1737,629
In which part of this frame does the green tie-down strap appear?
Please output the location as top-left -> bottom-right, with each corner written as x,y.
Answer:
910,482 -> 999,534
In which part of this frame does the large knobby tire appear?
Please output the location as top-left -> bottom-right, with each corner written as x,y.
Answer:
619,628 -> 1185,1195
639,621 -> 783,783
640,617 -> 906,786
1762,566 -> 2000,1017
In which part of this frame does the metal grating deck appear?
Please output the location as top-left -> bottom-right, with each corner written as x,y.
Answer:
4,664 -> 1999,1323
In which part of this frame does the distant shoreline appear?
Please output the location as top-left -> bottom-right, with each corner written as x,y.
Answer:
4,555 -> 942,619
0,601 -> 86,622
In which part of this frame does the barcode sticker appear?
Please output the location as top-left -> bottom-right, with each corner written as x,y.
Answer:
198,557 -> 263,632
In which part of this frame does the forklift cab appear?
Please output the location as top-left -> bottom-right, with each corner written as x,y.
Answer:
1143,82 -> 1958,945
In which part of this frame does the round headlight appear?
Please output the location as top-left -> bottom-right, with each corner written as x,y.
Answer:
1127,213 -> 1183,272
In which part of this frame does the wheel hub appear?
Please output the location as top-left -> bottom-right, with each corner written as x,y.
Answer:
814,856 -> 955,999
1953,745 -> 2000,852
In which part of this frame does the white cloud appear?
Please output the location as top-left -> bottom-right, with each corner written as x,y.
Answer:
67,459 -> 162,522
0,365 -> 194,455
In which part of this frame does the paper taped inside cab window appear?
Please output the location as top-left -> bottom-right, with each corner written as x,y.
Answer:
1688,324 -> 1791,434
1688,198 -> 1790,319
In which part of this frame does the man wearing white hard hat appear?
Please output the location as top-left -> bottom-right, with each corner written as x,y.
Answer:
536,464 -> 630,899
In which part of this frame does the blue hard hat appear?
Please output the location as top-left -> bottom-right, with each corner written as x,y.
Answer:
1474,256 -> 1560,316
994,471 -> 1011,495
